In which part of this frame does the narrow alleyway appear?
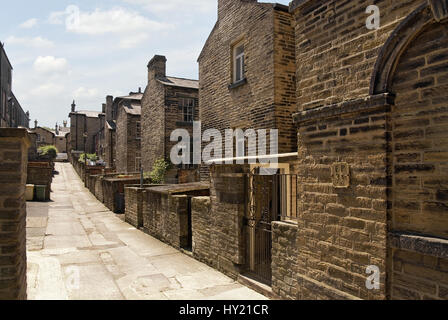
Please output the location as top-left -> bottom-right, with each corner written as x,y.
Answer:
26,163 -> 267,300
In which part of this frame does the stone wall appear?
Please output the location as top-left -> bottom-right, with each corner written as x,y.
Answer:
271,221 -> 299,300
389,233 -> 448,300
27,162 -> 53,201
198,1 -> 296,180
102,177 -> 142,213
116,107 -> 141,174
142,192 -> 189,249
141,55 -> 199,174
0,128 -> 29,300
191,196 -> 215,267
289,0 -> 448,300
191,165 -> 249,279
290,0 -> 423,112
125,187 -> 145,228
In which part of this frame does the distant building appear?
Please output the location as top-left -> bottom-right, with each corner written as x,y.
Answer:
0,42 -> 29,128
198,0 -> 296,179
116,100 -> 142,173
141,55 -> 199,175
31,122 -> 55,148
68,101 -> 103,154
54,121 -> 70,153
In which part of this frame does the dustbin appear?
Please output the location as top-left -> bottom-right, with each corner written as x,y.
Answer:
35,185 -> 46,202
25,184 -> 35,201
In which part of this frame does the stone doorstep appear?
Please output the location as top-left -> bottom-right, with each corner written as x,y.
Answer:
237,274 -> 278,300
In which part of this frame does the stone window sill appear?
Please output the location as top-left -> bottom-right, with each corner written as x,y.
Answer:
389,231 -> 448,259
175,121 -> 194,127
228,78 -> 247,90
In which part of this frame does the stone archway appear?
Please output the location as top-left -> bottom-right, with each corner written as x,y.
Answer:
371,1 -> 448,300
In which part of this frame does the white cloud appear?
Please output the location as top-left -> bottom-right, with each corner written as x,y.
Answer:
5,36 -> 54,48
33,56 -> 68,74
48,7 -> 172,48
122,0 -> 215,14
20,18 -> 38,29
30,83 -> 65,97
73,87 -> 99,99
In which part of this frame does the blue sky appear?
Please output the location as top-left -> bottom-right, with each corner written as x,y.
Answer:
0,0 -> 291,128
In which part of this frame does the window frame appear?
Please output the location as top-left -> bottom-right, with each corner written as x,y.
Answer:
180,98 -> 195,123
232,41 -> 245,84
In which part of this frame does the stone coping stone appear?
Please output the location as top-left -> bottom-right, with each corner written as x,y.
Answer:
145,182 -> 210,195
389,231 -> 448,259
0,127 -> 31,146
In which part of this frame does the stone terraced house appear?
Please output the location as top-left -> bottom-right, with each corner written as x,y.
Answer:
116,94 -> 142,173
141,55 -> 200,180
188,0 -> 448,300
68,101 -> 103,154
0,43 -> 29,129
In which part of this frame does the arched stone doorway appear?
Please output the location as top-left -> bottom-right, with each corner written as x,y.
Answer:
371,2 -> 448,300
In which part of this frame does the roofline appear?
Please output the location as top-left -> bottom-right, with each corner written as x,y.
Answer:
0,42 -> 13,70
198,2 -> 288,62
34,126 -> 56,136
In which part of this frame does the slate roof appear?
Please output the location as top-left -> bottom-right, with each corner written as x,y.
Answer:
74,110 -> 103,118
123,104 -> 141,116
116,93 -> 143,101
156,76 -> 199,89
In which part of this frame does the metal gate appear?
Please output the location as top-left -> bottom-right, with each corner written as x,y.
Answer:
245,169 -> 299,285
245,168 -> 278,285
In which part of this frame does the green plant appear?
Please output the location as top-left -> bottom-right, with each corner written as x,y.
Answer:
38,145 -> 58,159
78,153 -> 98,163
144,159 -> 170,184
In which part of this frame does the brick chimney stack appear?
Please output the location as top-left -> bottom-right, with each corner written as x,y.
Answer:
106,96 -> 114,121
34,120 -> 38,129
147,55 -> 167,82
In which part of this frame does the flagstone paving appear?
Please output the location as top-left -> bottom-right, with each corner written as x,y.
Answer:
26,162 -> 268,300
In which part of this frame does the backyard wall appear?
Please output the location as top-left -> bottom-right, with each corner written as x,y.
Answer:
0,128 -> 29,300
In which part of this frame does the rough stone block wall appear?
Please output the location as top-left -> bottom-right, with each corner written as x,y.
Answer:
94,176 -> 104,203
389,246 -> 448,300
141,78 -> 166,173
191,196 -> 216,268
204,165 -> 249,278
102,178 -> 141,213
164,86 -> 199,167
142,191 -> 189,249
271,221 -> 299,300
0,129 -> 29,300
289,0 -> 448,300
199,2 -> 296,180
125,187 -> 144,228
389,21 -> 448,239
290,0 -> 422,112
293,97 -> 391,300
27,162 -> 53,201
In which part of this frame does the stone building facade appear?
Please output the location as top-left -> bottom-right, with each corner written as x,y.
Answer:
116,97 -> 142,173
32,126 -> 55,149
141,55 -> 199,175
0,128 -> 30,299
188,0 -> 448,300
0,43 -> 29,129
198,0 -> 297,179
68,101 -> 103,154
287,0 -> 448,300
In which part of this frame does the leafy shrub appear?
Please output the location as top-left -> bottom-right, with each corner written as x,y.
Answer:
78,153 -> 98,163
38,145 -> 58,159
144,159 -> 170,184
